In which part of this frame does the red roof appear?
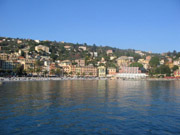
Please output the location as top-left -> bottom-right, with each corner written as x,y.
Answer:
18,56 -> 25,59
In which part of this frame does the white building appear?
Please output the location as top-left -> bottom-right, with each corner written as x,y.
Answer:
116,73 -> 147,79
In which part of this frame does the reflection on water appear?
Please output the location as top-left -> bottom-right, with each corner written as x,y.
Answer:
0,80 -> 180,134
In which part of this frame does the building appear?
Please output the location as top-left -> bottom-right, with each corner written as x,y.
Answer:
116,56 -> 130,67
35,45 -> 49,53
64,45 -> 71,50
62,65 -> 72,74
119,67 -> 141,74
81,66 -> 97,76
117,66 -> 147,79
75,59 -> 85,67
90,52 -> 98,57
167,57 -> 173,63
160,59 -> 165,65
146,56 -> 151,62
107,67 -> 116,77
70,65 -> 97,76
106,50 -> 113,55
135,50 -> 145,56
173,59 -> 180,66
79,46 -> 87,51
19,59 -> 35,71
174,69 -> 180,77
49,63 -> 57,75
110,56 -> 116,60
0,53 -> 9,60
98,66 -> 106,77
34,40 -> 40,43
59,60 -> 72,67
0,60 -> 19,71
138,59 -> 149,69
17,40 -> 22,44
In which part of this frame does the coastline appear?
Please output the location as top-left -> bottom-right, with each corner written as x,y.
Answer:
0,77 -> 179,82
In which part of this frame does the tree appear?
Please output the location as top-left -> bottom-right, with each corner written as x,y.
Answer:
13,64 -> 24,76
155,65 -> 171,76
99,63 -> 105,66
130,62 -> 143,68
82,72 -> 85,76
36,68 -> 41,77
55,68 -> 61,77
43,70 -> 48,77
27,68 -> 34,75
149,56 -> 160,67
77,72 -> 80,76
50,69 -> 55,75
172,65 -> 179,72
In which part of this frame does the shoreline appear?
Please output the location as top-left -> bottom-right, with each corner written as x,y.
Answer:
0,77 -> 180,82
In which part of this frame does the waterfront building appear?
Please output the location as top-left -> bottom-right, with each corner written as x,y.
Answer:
116,66 -> 147,79
35,45 -> 49,53
107,67 -> 116,75
107,67 -> 116,77
49,62 -> 57,75
81,65 -> 97,76
70,65 -> 97,77
0,60 -> 19,71
62,65 -> 72,74
98,66 -> 106,77
119,67 -> 141,74
174,69 -> 180,77
20,59 -> 35,71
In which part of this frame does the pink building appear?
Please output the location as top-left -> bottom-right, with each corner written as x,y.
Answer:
106,50 -> 113,55
119,67 -> 141,74
146,56 -> 151,61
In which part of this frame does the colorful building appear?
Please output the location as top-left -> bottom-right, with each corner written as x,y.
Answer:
98,66 -> 106,77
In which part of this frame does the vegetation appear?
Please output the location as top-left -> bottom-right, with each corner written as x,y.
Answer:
130,62 -> 143,68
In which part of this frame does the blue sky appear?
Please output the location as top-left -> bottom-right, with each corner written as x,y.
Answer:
0,0 -> 180,53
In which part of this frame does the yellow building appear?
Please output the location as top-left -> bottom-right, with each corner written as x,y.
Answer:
116,56 -> 129,67
98,66 -> 106,77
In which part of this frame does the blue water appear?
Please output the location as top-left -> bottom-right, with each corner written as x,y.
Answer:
0,80 -> 180,134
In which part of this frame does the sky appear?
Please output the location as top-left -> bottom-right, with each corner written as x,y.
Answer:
0,0 -> 180,53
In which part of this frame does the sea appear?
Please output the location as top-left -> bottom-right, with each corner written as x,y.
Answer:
0,80 -> 180,135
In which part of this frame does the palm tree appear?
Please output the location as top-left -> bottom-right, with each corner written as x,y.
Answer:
55,68 -> 61,77
50,69 -> 55,76
43,70 -> 48,77
36,68 -> 41,77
